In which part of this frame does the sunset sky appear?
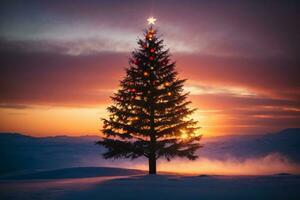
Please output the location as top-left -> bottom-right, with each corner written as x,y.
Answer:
0,0 -> 299,137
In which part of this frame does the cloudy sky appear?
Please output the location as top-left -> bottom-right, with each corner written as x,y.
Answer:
0,0 -> 299,137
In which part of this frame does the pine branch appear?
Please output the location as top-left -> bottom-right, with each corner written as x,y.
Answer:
97,139 -> 148,159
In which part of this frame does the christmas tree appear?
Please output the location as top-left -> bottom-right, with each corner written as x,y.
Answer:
97,17 -> 202,174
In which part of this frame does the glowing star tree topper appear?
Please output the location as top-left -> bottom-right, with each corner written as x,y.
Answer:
147,16 -> 156,25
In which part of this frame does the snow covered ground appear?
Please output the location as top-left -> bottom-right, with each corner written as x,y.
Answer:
1,129 -> 299,199
1,167 -> 300,200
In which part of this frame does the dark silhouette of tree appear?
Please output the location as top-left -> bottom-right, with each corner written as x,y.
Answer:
97,19 -> 202,174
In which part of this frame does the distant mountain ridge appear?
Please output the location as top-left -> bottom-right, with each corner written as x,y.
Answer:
0,132 -> 100,140
201,128 -> 300,161
0,128 -> 299,175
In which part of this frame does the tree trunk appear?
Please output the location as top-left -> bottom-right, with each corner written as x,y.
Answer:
149,76 -> 156,174
148,154 -> 156,174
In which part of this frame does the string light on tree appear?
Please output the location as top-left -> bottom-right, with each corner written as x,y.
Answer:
181,133 -> 188,139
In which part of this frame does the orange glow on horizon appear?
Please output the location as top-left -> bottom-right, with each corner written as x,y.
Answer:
0,104 -> 227,137
0,98 -> 296,138
0,106 -> 106,137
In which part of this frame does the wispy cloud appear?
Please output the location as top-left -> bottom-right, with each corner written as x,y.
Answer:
0,103 -> 32,109
184,84 -> 256,97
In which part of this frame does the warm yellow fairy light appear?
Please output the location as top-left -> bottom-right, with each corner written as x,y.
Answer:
147,17 -> 156,25
111,115 -> 117,121
180,129 -> 187,139
181,133 -> 188,139
167,92 -> 172,96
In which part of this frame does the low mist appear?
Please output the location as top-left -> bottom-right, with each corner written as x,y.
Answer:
130,153 -> 300,175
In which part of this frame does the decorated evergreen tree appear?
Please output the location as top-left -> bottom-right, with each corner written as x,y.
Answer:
97,17 -> 202,174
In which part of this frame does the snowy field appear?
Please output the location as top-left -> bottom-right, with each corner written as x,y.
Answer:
1,167 -> 300,200
1,130 -> 299,199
